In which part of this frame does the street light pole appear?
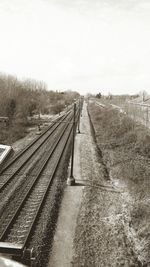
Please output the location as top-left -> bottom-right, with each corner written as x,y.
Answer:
67,103 -> 76,185
77,99 -> 81,134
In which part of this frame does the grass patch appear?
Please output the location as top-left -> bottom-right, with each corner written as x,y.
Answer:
0,120 -> 33,145
88,102 -> 150,262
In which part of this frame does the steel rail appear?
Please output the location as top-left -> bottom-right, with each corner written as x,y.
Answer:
0,120 -> 73,257
0,112 -> 74,242
0,111 -> 74,218
0,112 -> 68,175
23,123 -> 73,250
0,111 -> 72,192
0,104 -> 80,261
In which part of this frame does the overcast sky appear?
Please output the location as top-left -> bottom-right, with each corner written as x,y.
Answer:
0,0 -> 150,95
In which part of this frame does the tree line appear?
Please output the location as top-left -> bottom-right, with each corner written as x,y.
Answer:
0,73 -> 79,144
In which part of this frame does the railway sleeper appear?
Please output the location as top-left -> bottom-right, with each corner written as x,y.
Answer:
10,230 -> 27,235
7,236 -> 24,243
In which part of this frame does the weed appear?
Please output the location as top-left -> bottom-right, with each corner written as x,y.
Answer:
88,102 -> 150,262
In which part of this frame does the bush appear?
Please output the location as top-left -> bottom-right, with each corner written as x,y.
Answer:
88,102 -> 150,262
88,102 -> 150,187
135,133 -> 150,158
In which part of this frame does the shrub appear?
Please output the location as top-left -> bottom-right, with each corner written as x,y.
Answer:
135,133 -> 150,158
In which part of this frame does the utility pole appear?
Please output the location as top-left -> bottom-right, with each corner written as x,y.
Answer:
77,99 -> 81,134
67,103 -> 76,185
143,92 -> 145,102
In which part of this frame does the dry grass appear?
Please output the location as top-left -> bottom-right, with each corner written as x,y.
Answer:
0,121 -> 31,145
88,102 -> 150,263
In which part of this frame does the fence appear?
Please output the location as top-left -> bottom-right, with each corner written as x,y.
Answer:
125,102 -> 150,127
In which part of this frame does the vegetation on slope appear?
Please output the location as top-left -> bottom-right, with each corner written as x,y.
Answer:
88,101 -> 150,264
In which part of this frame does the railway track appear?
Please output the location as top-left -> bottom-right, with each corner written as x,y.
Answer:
0,102 -> 81,266
0,111 -> 74,194
0,111 -> 70,187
